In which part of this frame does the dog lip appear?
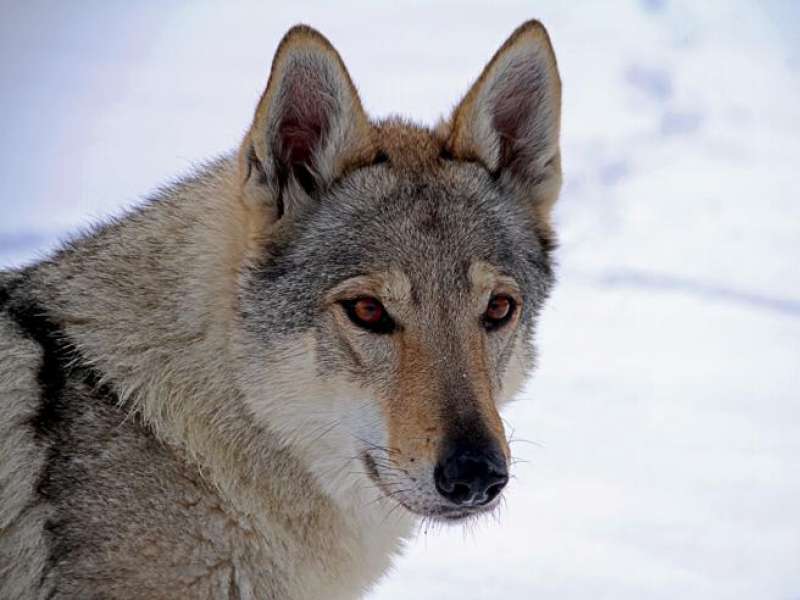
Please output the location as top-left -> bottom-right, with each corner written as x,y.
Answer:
361,452 -> 417,513
360,452 -> 423,515
440,511 -> 473,521
360,452 -> 501,521
433,503 -> 496,522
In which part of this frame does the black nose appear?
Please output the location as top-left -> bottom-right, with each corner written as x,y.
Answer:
434,445 -> 508,507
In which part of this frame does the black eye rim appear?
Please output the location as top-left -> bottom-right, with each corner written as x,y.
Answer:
340,297 -> 397,335
482,294 -> 517,331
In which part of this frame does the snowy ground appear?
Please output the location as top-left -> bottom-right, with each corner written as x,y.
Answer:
2,2 -> 799,598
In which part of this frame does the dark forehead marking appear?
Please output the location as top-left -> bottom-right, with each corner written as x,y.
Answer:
414,191 -> 441,235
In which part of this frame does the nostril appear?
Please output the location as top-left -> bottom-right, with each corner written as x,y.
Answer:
483,478 -> 507,504
435,448 -> 509,507
450,482 -> 473,504
435,464 -> 470,503
434,464 -> 453,496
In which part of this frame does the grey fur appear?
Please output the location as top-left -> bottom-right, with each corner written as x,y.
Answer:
0,21 -> 562,599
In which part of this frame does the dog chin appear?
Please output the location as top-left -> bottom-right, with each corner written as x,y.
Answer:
386,496 -> 491,522
383,491 -> 500,523
431,501 -> 500,522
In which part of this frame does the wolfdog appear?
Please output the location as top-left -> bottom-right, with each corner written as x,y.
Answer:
0,19 -> 562,599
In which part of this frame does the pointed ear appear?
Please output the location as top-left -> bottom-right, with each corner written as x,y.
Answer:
238,25 -> 375,221
445,20 -> 562,221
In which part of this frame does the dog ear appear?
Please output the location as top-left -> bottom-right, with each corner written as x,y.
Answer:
239,25 -> 375,222
445,20 -> 562,221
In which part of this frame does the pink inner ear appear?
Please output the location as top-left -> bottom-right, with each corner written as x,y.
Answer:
277,114 -> 326,171
274,71 -> 332,179
490,58 -> 548,176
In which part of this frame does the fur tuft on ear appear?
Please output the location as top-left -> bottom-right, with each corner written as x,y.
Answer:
239,25 -> 376,220
445,20 -> 562,220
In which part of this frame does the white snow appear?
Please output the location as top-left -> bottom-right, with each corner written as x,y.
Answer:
1,2 -> 798,598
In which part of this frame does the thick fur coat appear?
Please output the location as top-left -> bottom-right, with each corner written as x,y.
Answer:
0,21 -> 562,599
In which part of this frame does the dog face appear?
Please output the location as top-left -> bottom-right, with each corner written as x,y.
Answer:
235,23 -> 561,521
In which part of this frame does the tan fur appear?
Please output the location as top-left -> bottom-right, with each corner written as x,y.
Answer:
390,330 -> 443,463
239,25 -> 378,218
2,159 -> 410,599
443,19 -> 562,228
323,264 -> 517,468
375,120 -> 443,170
447,22 -> 560,156
1,20 -> 562,599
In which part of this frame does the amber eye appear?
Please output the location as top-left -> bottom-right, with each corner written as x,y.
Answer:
483,294 -> 516,330
341,297 -> 396,334
354,298 -> 383,324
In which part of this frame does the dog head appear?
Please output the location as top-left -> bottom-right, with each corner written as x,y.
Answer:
234,22 -> 561,521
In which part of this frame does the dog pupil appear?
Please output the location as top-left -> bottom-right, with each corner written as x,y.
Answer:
356,299 -> 381,323
489,297 -> 509,320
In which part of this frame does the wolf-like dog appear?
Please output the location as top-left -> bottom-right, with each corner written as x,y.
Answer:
0,20 -> 562,599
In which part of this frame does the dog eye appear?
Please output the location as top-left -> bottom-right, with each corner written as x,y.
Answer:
483,294 -> 515,331
341,297 -> 396,334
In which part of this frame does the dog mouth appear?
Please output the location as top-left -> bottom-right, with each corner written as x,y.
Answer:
361,452 -> 499,521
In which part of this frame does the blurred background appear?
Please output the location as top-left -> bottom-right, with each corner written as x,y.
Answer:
1,1 -> 798,598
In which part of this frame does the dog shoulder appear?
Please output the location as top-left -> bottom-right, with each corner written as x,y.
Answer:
0,272 -> 276,597
0,272 -> 53,597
